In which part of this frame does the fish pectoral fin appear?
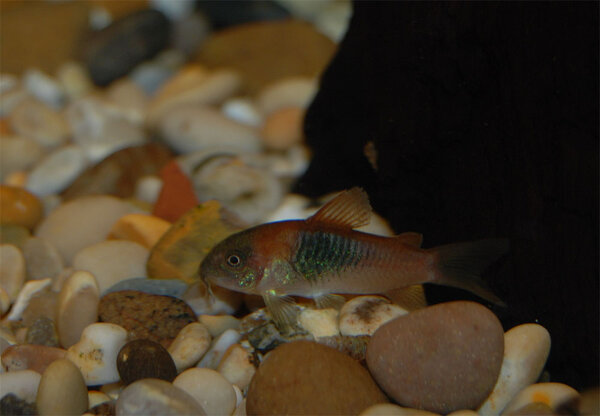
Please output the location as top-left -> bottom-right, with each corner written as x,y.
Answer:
314,294 -> 346,310
394,232 -> 423,248
307,187 -> 372,230
262,292 -> 298,330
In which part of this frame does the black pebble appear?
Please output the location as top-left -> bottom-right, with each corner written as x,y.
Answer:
117,339 -> 177,385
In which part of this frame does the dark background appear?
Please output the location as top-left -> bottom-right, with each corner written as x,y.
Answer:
295,2 -> 599,390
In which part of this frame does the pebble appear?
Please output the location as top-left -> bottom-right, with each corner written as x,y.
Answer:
198,314 -> 241,338
116,378 -> 206,416
1,344 -> 66,373
22,237 -> 64,281
158,104 -> 262,154
256,76 -> 318,115
0,369 -> 42,403
366,301 -> 504,414
0,135 -> 44,180
233,398 -> 246,416
0,286 -> 10,316
8,98 -> 70,148
85,9 -> 171,86
151,159 -> 199,223
56,270 -> 100,348
25,316 -> 59,347
217,343 -> 257,392
56,61 -> 95,100
0,393 -> 37,415
104,277 -> 188,298
105,78 -> 148,124
360,403 -> 441,415
198,329 -> 242,370
167,322 -> 212,372
297,307 -> 340,338
66,323 -> 128,386
173,368 -> 237,416
478,323 -> 551,415
14,287 -> 57,330
72,240 -> 149,294
98,290 -> 197,348
339,295 -> 408,336
502,382 -> 580,415
222,97 -> 263,127
134,175 -> 163,205
247,340 -> 388,415
5,278 -> 52,322
260,106 -> 305,150
61,143 -> 172,201
117,339 -> 177,385
36,358 -> 88,416
22,68 -> 66,109
0,243 -> 26,302
107,213 -> 170,248
34,195 -> 141,264
25,144 -> 88,197
0,186 -> 44,230
88,390 -> 112,408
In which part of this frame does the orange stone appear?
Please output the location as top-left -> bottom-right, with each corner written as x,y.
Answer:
152,161 -> 199,223
260,107 -> 305,150
0,185 -> 44,229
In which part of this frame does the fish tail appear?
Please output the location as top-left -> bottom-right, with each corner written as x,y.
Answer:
429,239 -> 509,306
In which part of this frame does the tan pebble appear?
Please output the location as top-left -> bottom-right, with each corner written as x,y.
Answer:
8,98 -> 70,148
479,323 -> 551,415
5,278 -> 52,322
0,243 -> 26,302
72,240 -> 149,293
20,289 -> 58,328
298,308 -> 340,338
256,76 -> 318,115
502,382 -> 580,415
339,295 -> 408,336
167,322 -> 212,372
0,185 -> 44,229
0,369 -> 41,402
197,329 -> 241,369
107,213 -> 171,248
56,61 -> 94,100
105,78 -> 148,123
198,314 -> 240,338
1,344 -> 66,373
36,358 -> 88,416
22,237 -> 64,282
56,270 -> 100,348
233,398 -> 247,416
446,410 -> 480,416
360,403 -> 441,415
0,224 -> 31,249
88,390 -> 112,408
260,106 -> 304,150
25,316 -> 59,347
173,367 -> 237,416
100,381 -> 124,400
4,171 -> 29,188
217,343 -> 256,392
0,285 -> 10,315
0,136 -> 43,180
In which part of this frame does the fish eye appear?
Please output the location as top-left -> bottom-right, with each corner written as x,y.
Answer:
226,254 -> 243,267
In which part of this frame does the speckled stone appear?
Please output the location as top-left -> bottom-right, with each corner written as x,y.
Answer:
25,316 -> 59,347
247,340 -> 388,415
1,344 -> 66,373
98,290 -> 197,348
0,394 -> 37,416
117,339 -> 177,385
366,301 -> 504,414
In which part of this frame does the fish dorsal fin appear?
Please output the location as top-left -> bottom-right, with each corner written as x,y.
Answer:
395,232 -> 423,247
307,187 -> 372,229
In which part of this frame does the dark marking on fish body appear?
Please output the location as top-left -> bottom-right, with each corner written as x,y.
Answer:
292,231 -> 364,282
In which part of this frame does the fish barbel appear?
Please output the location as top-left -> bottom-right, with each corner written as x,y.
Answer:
200,188 -> 507,326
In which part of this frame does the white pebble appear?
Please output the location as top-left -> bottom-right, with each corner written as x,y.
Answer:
117,378 -> 206,415
256,76 -> 317,115
173,368 -> 236,416
56,61 -> 94,100
72,240 -> 149,294
66,323 -> 128,385
5,278 -> 52,322
8,98 -> 70,148
198,314 -> 240,338
168,322 -> 212,372
134,175 -> 163,205
232,384 -> 243,408
25,145 -> 88,197
0,244 -> 26,302
501,382 -> 579,415
298,308 -> 340,338
35,195 -> 141,264
339,295 -> 408,336
36,358 -> 88,416
233,398 -> 247,416
478,323 -> 551,415
23,68 -> 66,109
197,329 -> 241,369
0,369 -> 41,402
217,343 -> 256,392
56,270 -> 100,348
222,98 -> 263,126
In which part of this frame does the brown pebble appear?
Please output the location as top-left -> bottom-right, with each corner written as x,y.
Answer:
246,340 -> 388,415
366,301 -> 504,414
88,400 -> 116,416
117,339 -> 177,385
260,107 -> 304,150
0,185 -> 44,230
98,290 -> 197,348
25,316 -> 59,347
2,344 -> 66,374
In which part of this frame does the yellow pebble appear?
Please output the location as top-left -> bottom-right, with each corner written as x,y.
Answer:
0,185 -> 44,229
107,213 -> 171,249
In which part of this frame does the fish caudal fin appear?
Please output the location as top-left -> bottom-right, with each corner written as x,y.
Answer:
429,239 -> 509,306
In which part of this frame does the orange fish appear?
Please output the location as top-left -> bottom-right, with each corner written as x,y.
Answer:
200,188 -> 507,326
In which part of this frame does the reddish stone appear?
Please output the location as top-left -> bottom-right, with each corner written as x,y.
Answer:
152,161 -> 199,222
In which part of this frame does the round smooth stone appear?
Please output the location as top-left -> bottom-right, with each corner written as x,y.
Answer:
167,322 -> 212,372
66,323 -> 128,386
256,76 -> 318,115
360,403 -> 440,415
260,106 -> 304,150
117,339 -> 177,385
23,68 -> 66,109
0,243 -> 26,302
98,290 -> 197,348
198,314 -> 240,338
72,240 -> 149,294
26,145 -> 88,197
297,307 -> 340,338
222,98 -> 263,127
502,382 -> 580,415
0,186 -> 44,229
0,370 -> 42,403
339,295 -> 408,336
247,340 -> 388,415
116,378 -> 206,416
1,344 -> 66,373
34,195 -> 141,264
478,323 -> 551,415
22,237 -> 64,281
216,343 -> 256,392
8,98 -> 69,148
366,301 -> 504,414
36,358 -> 88,416
0,135 -> 44,180
56,270 -> 100,348
104,277 -> 188,298
197,329 -> 241,370
107,213 -> 170,249
173,368 -> 236,416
